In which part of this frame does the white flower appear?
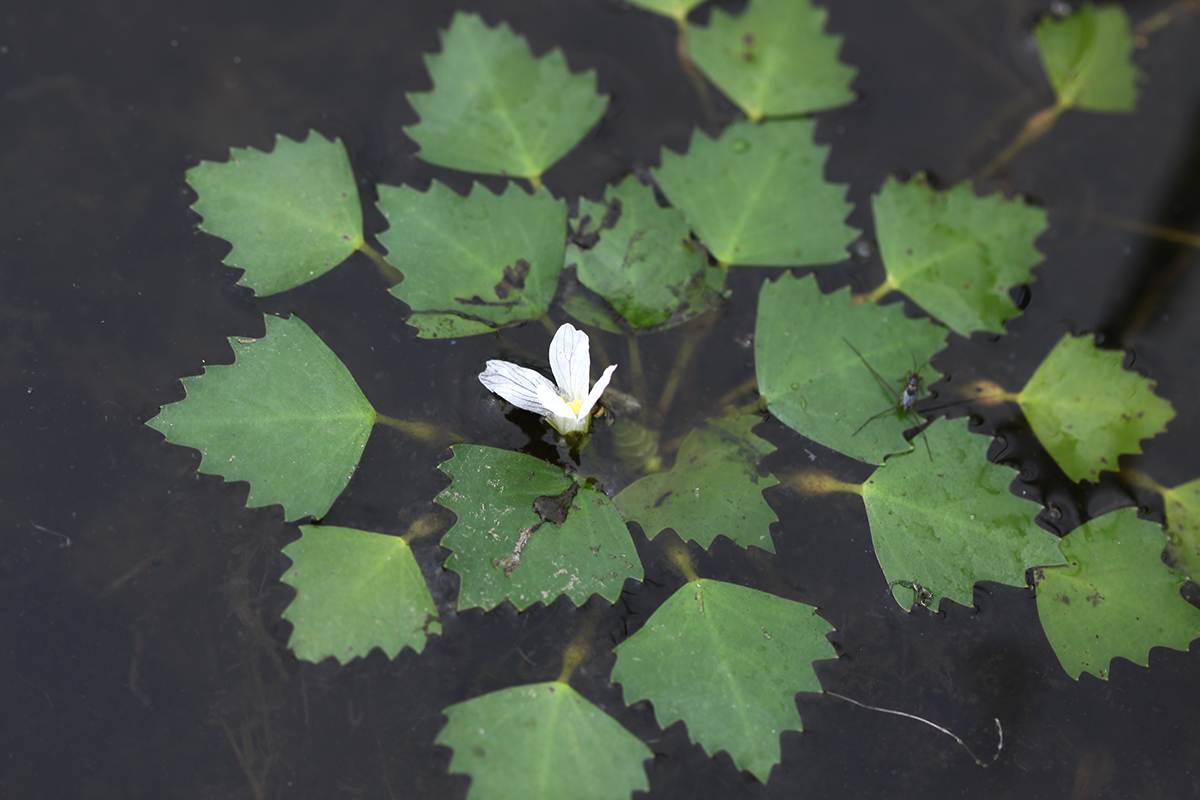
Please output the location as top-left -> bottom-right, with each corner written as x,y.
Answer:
479,323 -> 617,436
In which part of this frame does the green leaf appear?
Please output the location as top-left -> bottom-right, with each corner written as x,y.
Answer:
566,176 -> 718,329
871,174 -> 1047,337
862,418 -> 1065,609
1034,508 -> 1200,680
147,315 -> 375,521
755,272 -> 948,465
186,131 -> 363,296
436,445 -> 642,611
1017,334 -> 1175,482
1162,478 -> 1200,584
1034,3 -> 1139,112
614,412 -> 779,552
281,525 -> 439,664
653,119 -> 855,266
686,0 -> 856,121
377,181 -> 567,336
612,579 -> 835,782
406,12 -> 608,183
623,0 -> 705,21
437,681 -> 651,800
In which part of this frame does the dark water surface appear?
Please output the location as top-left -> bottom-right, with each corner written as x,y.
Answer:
4,0 -> 1200,797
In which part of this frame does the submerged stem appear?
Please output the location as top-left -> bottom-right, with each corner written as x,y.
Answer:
977,101 -> 1066,181
375,413 -> 467,445
358,242 -> 403,286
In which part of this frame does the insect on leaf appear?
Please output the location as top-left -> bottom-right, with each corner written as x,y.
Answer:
612,579 -> 835,782
686,0 -> 856,121
1034,508 -> 1200,680
862,418 -> 1065,610
281,525 -> 439,664
436,445 -> 642,611
755,272 -> 948,465
377,180 -> 567,337
146,315 -> 376,521
614,411 -> 779,552
1017,333 -> 1175,482
653,118 -> 855,267
437,681 -> 651,800
871,174 -> 1047,337
187,131 -> 363,296
566,175 -> 720,330
406,12 -> 608,183
1034,3 -> 1139,113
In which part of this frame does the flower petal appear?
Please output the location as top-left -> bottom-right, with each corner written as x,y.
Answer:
578,363 -> 618,418
479,360 -> 561,416
548,323 -> 590,403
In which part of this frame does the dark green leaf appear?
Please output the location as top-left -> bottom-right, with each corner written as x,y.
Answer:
686,0 -> 856,120
612,579 -> 835,782
614,412 -> 778,552
146,315 -> 375,521
862,418 -> 1065,609
653,119 -> 855,266
281,525 -> 439,664
187,131 -> 363,296
1034,508 -> 1200,680
755,272 -> 948,464
436,445 -> 642,611
437,681 -> 651,800
406,12 -> 608,183
377,180 -> 567,337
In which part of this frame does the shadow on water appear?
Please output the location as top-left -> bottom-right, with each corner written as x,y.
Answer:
3,0 -> 1200,797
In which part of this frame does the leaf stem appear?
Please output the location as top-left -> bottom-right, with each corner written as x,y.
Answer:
626,336 -> 648,408
976,101 -> 1067,181
557,602 -> 601,683
855,277 -> 898,306
358,242 -> 403,286
716,374 -> 759,410
662,534 -> 700,582
777,468 -> 862,497
657,315 -> 716,420
375,413 -> 468,445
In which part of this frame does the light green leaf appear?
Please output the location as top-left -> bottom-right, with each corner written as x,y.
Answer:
436,445 -> 642,611
566,176 -> 719,329
187,131 -> 363,296
686,0 -> 856,121
406,12 -> 608,183
614,412 -> 778,552
624,0 -> 705,22
281,525 -> 439,664
1034,3 -> 1139,112
437,681 -> 651,800
1034,508 -> 1200,680
1017,334 -> 1175,482
612,579 -> 835,782
147,315 -> 375,521
1162,478 -> 1200,584
653,119 -> 855,266
871,174 -> 1047,337
862,418 -> 1065,609
377,181 -> 567,336
755,272 -> 948,465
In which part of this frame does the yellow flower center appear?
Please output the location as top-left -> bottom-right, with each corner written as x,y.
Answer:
566,398 -> 584,415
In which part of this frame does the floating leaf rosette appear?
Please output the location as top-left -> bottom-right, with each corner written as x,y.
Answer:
437,681 -> 651,800
281,525 -> 439,664
613,579 -> 835,782
406,12 -> 608,185
686,0 -> 856,120
146,315 -> 376,521
1034,508 -> 1200,680
654,119 -> 855,267
868,174 -> 1047,337
862,419 -> 1065,609
187,131 -> 364,296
